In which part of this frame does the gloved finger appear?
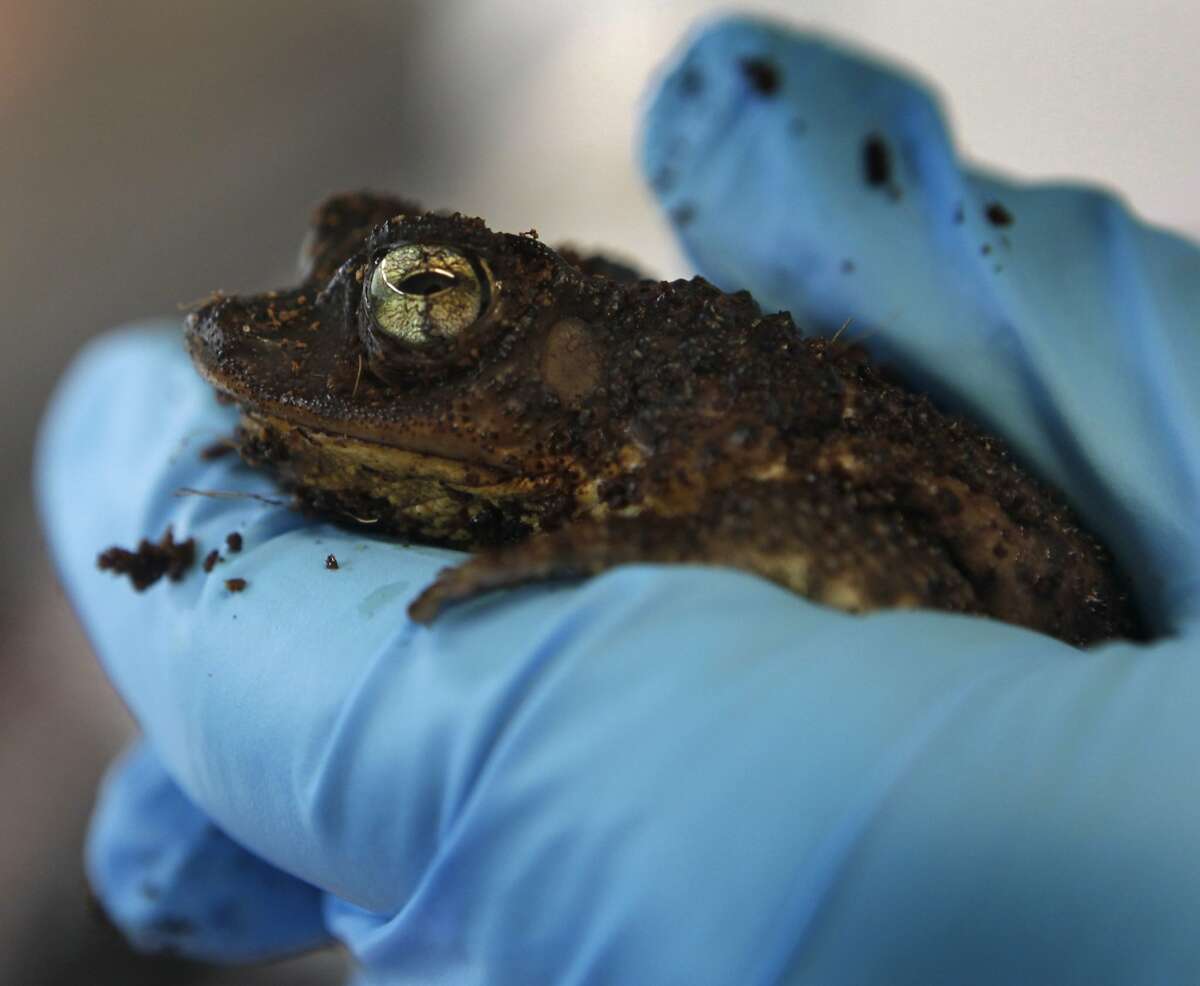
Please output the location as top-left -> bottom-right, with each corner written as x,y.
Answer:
314,581 -> 1200,985
87,739 -> 330,963
642,16 -> 1200,631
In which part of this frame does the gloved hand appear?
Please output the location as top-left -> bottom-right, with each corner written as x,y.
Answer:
37,15 -> 1200,985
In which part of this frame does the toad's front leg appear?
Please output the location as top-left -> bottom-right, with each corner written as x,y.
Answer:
406,481 -> 982,625
406,514 -> 690,624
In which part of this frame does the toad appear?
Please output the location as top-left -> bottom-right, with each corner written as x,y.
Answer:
185,192 -> 1140,644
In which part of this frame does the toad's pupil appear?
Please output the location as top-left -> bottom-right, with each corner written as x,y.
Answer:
392,269 -> 457,296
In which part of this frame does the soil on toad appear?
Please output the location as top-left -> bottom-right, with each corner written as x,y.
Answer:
239,330 -> 1141,646
186,198 -> 1145,646
97,528 -> 196,590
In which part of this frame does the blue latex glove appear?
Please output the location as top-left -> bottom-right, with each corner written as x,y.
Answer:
37,15 -> 1200,984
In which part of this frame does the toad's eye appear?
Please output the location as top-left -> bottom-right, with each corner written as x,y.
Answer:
365,244 -> 490,346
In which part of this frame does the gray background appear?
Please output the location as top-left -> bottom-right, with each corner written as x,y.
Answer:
4,1 -> 1197,981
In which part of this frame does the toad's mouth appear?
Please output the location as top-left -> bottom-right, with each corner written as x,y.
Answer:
190,334 -> 541,476
241,408 -> 505,482
238,408 -> 561,500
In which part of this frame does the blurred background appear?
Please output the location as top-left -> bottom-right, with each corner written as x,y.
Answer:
4,0 -> 1197,981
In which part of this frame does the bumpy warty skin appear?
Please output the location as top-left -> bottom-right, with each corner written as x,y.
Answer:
186,192 -> 1140,644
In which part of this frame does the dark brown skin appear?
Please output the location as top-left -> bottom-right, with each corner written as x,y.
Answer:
185,192 -> 1140,645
